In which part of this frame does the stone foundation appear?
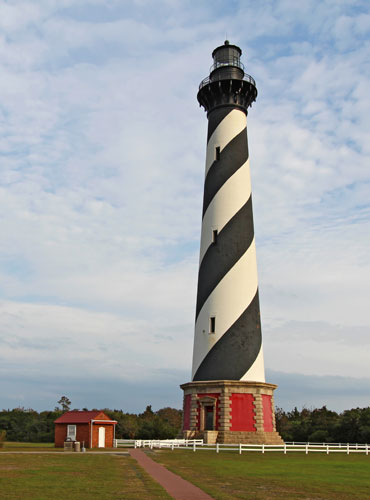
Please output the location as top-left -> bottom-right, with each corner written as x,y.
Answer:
180,380 -> 283,445
217,431 -> 283,444
203,431 -> 218,444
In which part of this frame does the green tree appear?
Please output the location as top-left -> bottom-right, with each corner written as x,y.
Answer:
0,430 -> 6,447
57,396 -> 71,412
140,405 -> 154,420
156,407 -> 182,428
333,407 -> 370,443
104,410 -> 140,439
138,415 -> 177,440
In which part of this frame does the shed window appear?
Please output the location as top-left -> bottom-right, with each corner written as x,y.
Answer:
67,425 -> 76,440
209,316 -> 216,334
215,146 -> 221,161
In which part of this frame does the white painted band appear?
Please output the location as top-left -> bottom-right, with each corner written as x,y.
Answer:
192,240 -> 259,379
199,159 -> 252,264
205,109 -> 247,175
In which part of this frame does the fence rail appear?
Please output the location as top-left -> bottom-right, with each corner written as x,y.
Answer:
114,439 -> 136,448
135,439 -> 204,449
132,439 -> 370,455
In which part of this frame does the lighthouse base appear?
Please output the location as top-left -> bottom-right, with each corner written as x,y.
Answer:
180,380 -> 283,445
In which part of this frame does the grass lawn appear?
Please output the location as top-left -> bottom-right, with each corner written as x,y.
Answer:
0,453 -> 171,499
1,442 -> 124,452
2,442 -> 57,451
152,449 -> 370,500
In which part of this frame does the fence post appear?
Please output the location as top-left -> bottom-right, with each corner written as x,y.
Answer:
305,444 -> 308,455
171,442 -> 174,450
193,441 -> 196,452
347,443 -> 349,455
284,443 -> 287,454
326,445 -> 329,455
366,445 -> 368,456
262,444 -> 265,454
239,443 -> 242,455
216,443 -> 219,453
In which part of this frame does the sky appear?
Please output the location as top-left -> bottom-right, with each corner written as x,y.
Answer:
0,0 -> 369,414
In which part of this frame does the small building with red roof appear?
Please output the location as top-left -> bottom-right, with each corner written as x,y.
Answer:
54,410 -> 117,448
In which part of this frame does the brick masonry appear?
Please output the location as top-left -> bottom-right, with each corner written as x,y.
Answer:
55,422 -> 115,448
181,380 -> 284,444
55,423 -> 89,448
91,423 -> 114,448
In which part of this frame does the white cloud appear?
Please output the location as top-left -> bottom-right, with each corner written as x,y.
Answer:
0,0 -> 369,411
0,300 -> 193,381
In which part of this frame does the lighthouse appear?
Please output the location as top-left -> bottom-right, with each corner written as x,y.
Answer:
181,41 -> 283,444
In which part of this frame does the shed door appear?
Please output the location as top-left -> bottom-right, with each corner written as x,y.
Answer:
98,427 -> 105,448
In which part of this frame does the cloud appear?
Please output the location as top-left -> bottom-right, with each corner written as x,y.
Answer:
2,366 -> 369,413
0,0 -> 369,412
270,370 -> 370,412
0,370 -> 188,413
263,319 -> 370,379
0,300 -> 193,383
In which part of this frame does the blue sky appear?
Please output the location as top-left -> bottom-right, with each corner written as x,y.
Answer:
0,0 -> 369,413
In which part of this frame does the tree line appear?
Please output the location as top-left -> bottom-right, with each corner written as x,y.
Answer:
1,402 -> 370,443
275,406 -> 370,443
0,404 -> 182,443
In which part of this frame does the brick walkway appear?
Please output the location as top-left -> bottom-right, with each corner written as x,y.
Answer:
129,449 -> 214,500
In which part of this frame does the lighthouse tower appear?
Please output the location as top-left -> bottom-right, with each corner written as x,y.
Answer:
181,42 -> 283,444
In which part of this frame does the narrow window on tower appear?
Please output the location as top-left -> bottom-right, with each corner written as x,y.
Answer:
212,229 -> 218,244
209,316 -> 216,334
215,146 -> 221,161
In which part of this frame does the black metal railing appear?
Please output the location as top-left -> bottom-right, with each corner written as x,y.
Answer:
199,72 -> 256,91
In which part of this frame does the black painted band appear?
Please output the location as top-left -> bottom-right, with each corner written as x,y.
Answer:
196,197 -> 254,319
193,290 -> 262,381
202,128 -> 249,217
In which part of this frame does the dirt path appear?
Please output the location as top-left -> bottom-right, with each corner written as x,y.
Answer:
129,449 -> 214,500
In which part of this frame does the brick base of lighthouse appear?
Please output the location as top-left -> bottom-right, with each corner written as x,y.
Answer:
180,380 -> 284,444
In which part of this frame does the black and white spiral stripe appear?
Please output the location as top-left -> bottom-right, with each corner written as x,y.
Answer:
192,107 -> 265,382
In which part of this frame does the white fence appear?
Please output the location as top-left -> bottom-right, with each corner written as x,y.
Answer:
135,439 -> 204,449
132,439 -> 370,455
114,439 -> 204,449
114,439 -> 136,448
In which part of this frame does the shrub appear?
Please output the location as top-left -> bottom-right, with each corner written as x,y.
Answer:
0,430 -> 6,448
308,430 -> 331,443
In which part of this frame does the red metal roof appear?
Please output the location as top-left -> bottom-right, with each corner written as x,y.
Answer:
54,410 -> 116,424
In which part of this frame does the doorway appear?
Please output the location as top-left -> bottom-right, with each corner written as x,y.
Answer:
98,427 -> 105,448
205,406 -> 214,430
198,396 -> 217,431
